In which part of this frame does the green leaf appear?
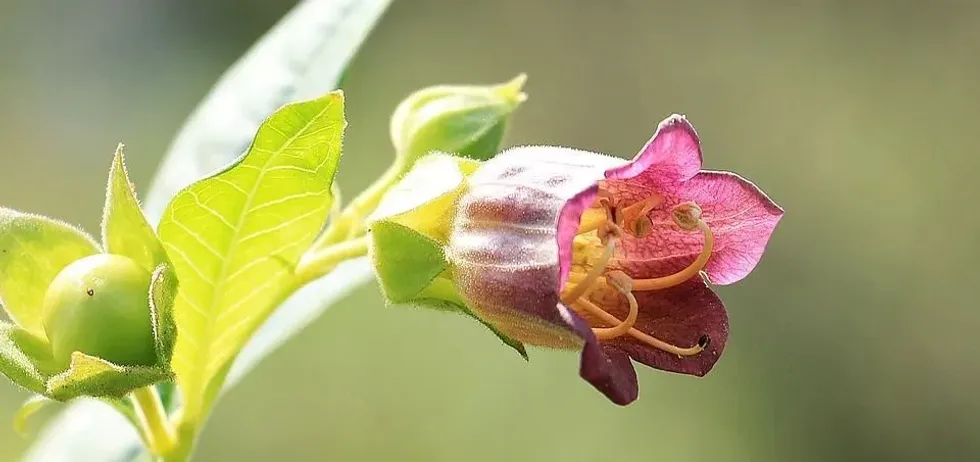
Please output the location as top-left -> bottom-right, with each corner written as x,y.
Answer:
0,208 -> 100,334
13,395 -> 54,437
0,322 -> 50,394
45,352 -> 171,401
149,264 -> 178,365
27,1 -> 391,459
102,144 -> 170,271
370,221 -> 446,303
157,92 -> 345,420
142,1 -> 392,221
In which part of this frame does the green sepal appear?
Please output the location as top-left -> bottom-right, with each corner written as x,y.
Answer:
369,220 -> 446,303
45,352 -> 172,401
0,207 -> 101,335
149,264 -> 178,365
101,144 -> 171,272
0,321 -> 54,394
9,325 -> 60,376
13,394 -> 54,437
368,154 -> 470,300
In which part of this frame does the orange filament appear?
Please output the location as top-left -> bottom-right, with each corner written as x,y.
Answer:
631,220 -> 713,291
591,271 -> 637,338
567,218 -> 713,295
573,298 -> 634,339
576,194 -> 663,237
621,195 -> 663,218
570,296 -> 707,356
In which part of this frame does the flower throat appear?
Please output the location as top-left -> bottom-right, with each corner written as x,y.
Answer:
559,184 -> 714,357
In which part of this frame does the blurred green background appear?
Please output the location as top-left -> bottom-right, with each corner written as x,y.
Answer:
2,0 -> 979,460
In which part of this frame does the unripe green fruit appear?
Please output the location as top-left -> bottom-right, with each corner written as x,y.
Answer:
42,254 -> 157,369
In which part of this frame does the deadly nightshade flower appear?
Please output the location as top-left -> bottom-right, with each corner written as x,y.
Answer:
447,115 -> 783,405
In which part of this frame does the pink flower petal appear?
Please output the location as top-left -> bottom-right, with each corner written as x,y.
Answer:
610,171 -> 782,285
603,275 -> 728,376
580,341 -> 639,404
606,114 -> 703,185
678,171 -> 783,284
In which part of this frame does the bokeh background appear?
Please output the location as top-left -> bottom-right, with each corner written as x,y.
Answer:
2,0 -> 979,460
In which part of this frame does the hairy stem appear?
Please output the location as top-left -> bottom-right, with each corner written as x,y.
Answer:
310,159 -> 406,249
295,236 -> 370,286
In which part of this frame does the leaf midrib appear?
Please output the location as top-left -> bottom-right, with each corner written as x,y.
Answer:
184,103 -> 333,397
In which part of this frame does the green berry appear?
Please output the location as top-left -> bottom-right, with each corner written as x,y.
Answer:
42,254 -> 157,369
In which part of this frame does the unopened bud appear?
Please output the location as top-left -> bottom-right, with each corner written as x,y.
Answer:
390,74 -> 528,165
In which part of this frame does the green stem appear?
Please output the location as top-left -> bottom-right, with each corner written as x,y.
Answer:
310,159 -> 406,248
295,236 -> 370,286
158,416 -> 198,462
130,386 -> 176,457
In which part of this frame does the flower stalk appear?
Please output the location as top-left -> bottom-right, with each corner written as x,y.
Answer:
131,386 -> 176,456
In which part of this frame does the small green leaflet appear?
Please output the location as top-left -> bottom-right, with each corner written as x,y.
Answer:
157,92 -> 345,420
0,322 -> 49,394
46,352 -> 172,401
149,264 -> 179,365
370,220 -> 447,303
101,144 -> 171,272
101,145 -> 179,367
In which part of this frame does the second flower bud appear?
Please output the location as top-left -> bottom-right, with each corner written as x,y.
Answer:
390,74 -> 528,165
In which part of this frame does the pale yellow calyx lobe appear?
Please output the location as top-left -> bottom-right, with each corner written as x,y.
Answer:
558,186 -> 715,357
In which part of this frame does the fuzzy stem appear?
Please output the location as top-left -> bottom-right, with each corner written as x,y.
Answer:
295,236 -> 371,286
310,159 -> 406,249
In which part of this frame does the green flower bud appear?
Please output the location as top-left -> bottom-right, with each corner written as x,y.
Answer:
41,254 -> 156,369
390,74 -> 528,165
